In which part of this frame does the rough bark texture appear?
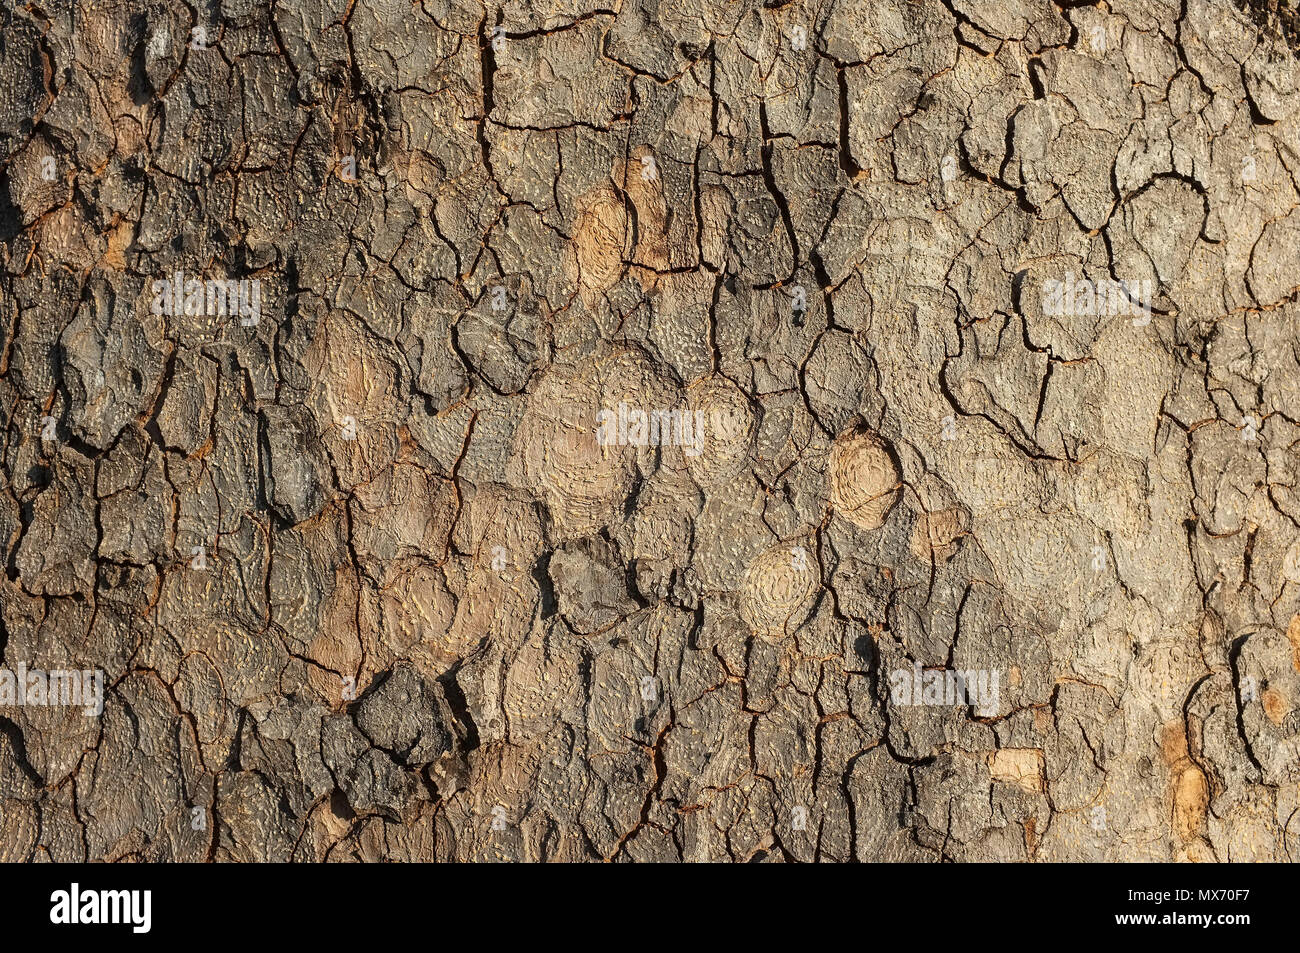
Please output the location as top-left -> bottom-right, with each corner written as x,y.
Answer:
1,0 -> 1299,862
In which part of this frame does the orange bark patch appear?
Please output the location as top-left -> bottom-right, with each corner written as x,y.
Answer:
1287,614 -> 1300,672
102,219 -> 134,270
1262,688 -> 1289,726
1161,722 -> 1208,841
571,186 -> 629,300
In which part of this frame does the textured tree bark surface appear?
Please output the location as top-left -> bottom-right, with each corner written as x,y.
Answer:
1,0 -> 1299,863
